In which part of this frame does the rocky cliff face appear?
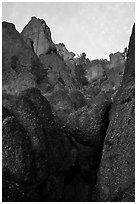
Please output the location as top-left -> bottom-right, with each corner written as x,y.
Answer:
2,17 -> 135,202
92,24 -> 135,202
2,21 -> 46,95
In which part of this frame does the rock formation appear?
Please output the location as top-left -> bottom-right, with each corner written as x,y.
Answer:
56,43 -> 75,61
2,88 -> 76,201
21,17 -> 56,56
92,24 -> 135,202
109,50 -> 126,69
39,53 -> 77,91
2,16 -> 135,202
85,59 -> 105,83
2,21 -> 46,95
64,91 -> 111,147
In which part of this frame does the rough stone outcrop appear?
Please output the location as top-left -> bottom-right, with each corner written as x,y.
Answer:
93,24 -> 135,202
2,21 -> 46,95
85,60 -> 105,83
21,17 -> 56,56
64,91 -> 111,147
59,91 -> 111,198
3,116 -> 32,183
2,16 -> 135,202
39,53 -> 78,92
56,43 -> 75,61
83,53 -> 126,99
75,65 -> 89,86
2,88 -> 76,201
109,50 -> 126,69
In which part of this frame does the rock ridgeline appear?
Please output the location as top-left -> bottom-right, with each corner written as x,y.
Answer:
2,17 -> 135,202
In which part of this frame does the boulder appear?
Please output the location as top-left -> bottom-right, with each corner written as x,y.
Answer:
21,16 -> 56,56
93,24 -> 135,202
2,92 -> 49,181
64,91 -> 111,147
2,87 -> 77,201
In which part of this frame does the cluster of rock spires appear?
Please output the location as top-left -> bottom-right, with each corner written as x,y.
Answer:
2,16 -> 135,201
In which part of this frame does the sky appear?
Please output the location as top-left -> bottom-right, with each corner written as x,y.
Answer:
2,2 -> 135,60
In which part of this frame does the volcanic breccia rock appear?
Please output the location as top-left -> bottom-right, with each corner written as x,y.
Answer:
21,16 -> 57,56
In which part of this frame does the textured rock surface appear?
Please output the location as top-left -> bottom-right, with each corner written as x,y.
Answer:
56,43 -> 75,61
3,116 -> 32,183
85,60 -> 105,83
109,50 -> 126,69
93,24 -> 135,202
2,88 -> 76,201
75,65 -> 89,86
64,92 -> 111,147
46,87 -> 74,120
2,16 -> 134,202
21,17 -> 56,56
2,21 -> 46,95
39,53 -> 78,92
69,90 -> 87,110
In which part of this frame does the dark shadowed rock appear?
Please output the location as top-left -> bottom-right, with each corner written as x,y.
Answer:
93,24 -> 135,202
2,116 -> 32,183
61,91 -> 111,188
3,93 -> 47,152
2,21 -> 46,95
2,167 -> 41,202
2,16 -> 134,202
2,94 -> 49,182
2,106 -> 12,121
3,88 -> 68,181
2,87 -> 77,201
21,16 -> 56,56
62,173 -> 90,201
